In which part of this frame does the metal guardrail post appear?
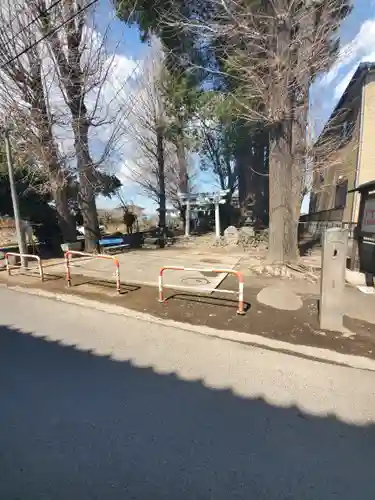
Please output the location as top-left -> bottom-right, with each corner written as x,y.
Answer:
65,251 -> 72,288
64,251 -> 121,294
158,266 -> 245,315
5,252 -> 44,281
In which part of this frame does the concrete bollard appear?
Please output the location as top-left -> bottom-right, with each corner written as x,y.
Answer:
319,227 -> 348,331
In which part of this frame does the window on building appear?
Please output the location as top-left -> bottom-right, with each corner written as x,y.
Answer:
335,179 -> 348,209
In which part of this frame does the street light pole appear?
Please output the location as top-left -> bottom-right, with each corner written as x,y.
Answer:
4,129 -> 27,267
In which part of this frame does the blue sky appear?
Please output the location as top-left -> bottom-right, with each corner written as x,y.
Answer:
301,0 -> 375,212
310,0 -> 375,135
94,0 -> 375,213
94,0 -> 220,212
93,0 -> 152,210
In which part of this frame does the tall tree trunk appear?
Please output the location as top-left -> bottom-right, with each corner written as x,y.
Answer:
44,160 -> 76,244
237,140 -> 253,216
263,141 -> 270,226
268,124 -> 297,263
267,6 -> 298,263
237,150 -> 246,215
179,204 -> 186,229
29,61 -> 76,243
38,5 -> 100,252
175,128 -> 188,193
52,174 -> 76,243
175,127 -> 188,231
291,110 -> 305,247
78,173 -> 99,252
251,133 -> 267,224
157,127 -> 166,249
291,6 -> 314,251
73,119 -> 100,252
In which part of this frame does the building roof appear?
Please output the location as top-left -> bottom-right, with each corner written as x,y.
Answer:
325,62 -> 375,124
313,62 -> 375,150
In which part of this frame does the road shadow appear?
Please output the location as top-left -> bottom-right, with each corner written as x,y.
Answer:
71,278 -> 141,295
39,272 -> 141,295
0,325 -> 374,499
1,267 -> 62,283
166,292 -> 251,312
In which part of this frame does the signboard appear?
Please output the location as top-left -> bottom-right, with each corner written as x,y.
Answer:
361,198 -> 375,233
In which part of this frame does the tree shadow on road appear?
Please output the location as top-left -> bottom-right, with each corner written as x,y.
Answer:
166,292 -> 251,312
0,324 -> 374,500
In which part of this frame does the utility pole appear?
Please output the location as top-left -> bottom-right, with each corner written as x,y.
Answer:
183,172 -> 190,238
4,129 -> 27,268
156,126 -> 166,248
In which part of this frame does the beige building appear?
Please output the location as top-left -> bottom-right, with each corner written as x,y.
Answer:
310,62 -> 375,223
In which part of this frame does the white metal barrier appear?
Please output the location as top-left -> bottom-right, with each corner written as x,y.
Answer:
64,250 -> 121,293
5,252 -> 44,281
158,266 -> 245,315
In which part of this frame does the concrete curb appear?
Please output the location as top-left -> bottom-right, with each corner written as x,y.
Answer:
3,283 -> 375,372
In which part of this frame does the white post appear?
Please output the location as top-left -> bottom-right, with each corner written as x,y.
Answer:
319,227 -> 348,331
185,200 -> 190,237
215,201 -> 220,239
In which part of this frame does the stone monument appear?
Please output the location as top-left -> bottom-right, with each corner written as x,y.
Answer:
224,226 -> 239,246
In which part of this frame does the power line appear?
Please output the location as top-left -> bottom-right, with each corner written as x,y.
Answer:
1,0 -> 99,69
6,0 -> 65,49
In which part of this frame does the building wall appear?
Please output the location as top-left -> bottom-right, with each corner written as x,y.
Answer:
311,83 -> 362,221
355,71 -> 375,220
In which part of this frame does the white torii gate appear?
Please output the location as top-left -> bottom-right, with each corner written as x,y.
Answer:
178,190 -> 229,239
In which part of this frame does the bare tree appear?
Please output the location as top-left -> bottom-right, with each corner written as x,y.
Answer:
0,0 -> 77,241
169,0 -> 350,263
122,44 -> 188,242
195,115 -> 238,197
0,0 -> 132,247
34,0 -> 131,251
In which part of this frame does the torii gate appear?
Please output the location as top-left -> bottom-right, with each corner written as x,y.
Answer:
178,190 -> 229,239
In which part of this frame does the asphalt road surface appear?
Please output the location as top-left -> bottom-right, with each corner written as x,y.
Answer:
1,287 -> 375,499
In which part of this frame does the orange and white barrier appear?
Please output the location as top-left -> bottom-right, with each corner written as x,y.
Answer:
64,250 -> 121,294
158,266 -> 245,315
5,252 -> 44,281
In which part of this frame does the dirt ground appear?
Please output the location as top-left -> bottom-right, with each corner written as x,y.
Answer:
2,267 -> 375,361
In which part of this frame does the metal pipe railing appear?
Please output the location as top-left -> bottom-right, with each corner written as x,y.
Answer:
64,250 -> 121,293
158,266 -> 245,315
5,252 -> 44,281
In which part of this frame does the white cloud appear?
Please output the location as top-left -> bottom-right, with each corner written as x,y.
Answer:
333,49 -> 375,100
333,65 -> 357,100
341,18 -> 375,64
311,16 -> 375,134
0,16 -> 143,181
38,26 -> 143,176
322,18 -> 375,96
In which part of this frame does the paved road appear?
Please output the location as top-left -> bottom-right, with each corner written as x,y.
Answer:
1,287 -> 375,499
